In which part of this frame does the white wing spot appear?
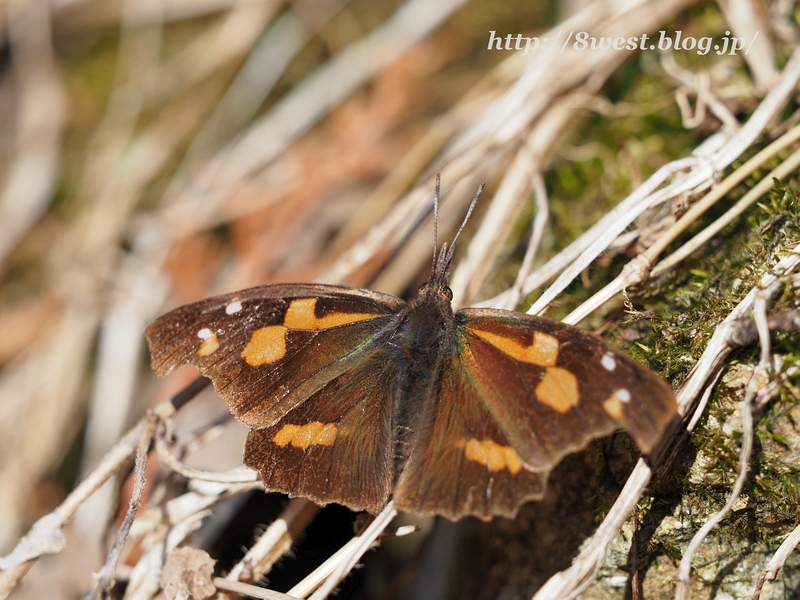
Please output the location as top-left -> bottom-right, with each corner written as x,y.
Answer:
197,328 -> 212,339
226,301 -> 243,315
601,352 -> 616,371
615,388 -> 631,403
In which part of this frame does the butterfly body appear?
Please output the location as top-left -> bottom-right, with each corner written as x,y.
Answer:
385,281 -> 461,478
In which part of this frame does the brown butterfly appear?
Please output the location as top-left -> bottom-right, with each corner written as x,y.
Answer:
146,177 -> 676,521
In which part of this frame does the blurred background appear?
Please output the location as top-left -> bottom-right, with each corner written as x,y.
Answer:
1,0 -> 799,598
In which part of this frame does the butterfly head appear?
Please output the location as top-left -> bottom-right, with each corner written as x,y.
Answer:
419,175 -> 484,303
417,241 -> 456,302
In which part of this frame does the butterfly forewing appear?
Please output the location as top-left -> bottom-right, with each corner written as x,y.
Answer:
145,284 -> 405,428
460,310 -> 676,460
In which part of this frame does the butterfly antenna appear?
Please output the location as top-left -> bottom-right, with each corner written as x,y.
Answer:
445,182 -> 484,263
431,173 -> 441,281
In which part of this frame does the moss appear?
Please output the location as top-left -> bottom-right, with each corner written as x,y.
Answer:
635,167 -> 800,567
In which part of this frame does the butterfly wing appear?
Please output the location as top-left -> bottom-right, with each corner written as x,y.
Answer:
146,283 -> 406,512
146,283 -> 404,426
244,348 -> 398,513
393,308 -> 676,521
392,355 -> 548,520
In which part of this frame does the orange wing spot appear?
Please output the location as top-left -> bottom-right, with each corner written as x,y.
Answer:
284,298 -> 379,330
535,367 -> 579,413
241,326 -> 287,366
603,393 -> 625,419
472,329 -> 560,367
460,438 -> 523,474
273,422 -> 338,449
198,333 -> 219,356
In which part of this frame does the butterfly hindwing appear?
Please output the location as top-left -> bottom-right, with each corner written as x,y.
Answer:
393,353 -> 547,520
145,283 -> 405,428
244,349 -> 398,514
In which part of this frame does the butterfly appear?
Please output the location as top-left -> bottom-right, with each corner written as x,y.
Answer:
145,177 -> 677,521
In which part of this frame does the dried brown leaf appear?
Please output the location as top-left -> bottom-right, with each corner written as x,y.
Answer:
160,547 -> 216,600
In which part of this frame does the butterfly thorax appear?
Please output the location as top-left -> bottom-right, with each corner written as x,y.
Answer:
400,284 -> 454,363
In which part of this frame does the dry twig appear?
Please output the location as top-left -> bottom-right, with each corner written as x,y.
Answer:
751,525 -> 800,599
674,293 -> 771,599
